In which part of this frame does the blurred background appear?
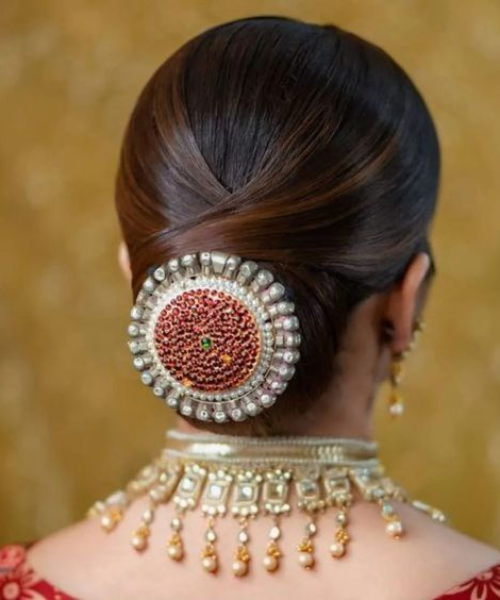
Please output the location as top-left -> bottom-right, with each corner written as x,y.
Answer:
1,0 -> 500,545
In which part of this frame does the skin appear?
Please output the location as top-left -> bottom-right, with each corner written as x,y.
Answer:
25,243 -> 500,599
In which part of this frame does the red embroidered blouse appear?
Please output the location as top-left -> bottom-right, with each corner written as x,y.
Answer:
1,544 -> 499,599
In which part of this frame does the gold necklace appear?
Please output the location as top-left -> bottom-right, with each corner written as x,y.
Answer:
89,429 -> 445,576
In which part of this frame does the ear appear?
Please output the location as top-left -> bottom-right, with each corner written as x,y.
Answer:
384,253 -> 431,354
118,240 -> 132,284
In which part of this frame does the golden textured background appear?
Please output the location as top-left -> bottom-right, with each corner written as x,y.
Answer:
1,1 -> 500,546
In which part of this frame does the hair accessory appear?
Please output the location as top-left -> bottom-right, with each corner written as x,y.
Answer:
90,429 -> 447,576
127,251 -> 301,423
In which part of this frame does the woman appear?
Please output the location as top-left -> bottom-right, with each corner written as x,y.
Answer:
1,16 -> 499,600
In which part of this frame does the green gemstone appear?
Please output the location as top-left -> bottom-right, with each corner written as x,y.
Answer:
200,337 -> 212,350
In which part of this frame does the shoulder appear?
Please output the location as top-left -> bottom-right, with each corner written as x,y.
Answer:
21,499 -> 165,600
363,502 -> 500,599
298,501 -> 500,599
22,516 -> 140,600
13,501 -> 500,600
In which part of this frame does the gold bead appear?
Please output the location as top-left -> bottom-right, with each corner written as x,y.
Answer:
335,528 -> 350,544
297,538 -> 314,553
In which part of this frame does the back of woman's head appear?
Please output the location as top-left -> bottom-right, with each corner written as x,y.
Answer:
116,16 -> 440,435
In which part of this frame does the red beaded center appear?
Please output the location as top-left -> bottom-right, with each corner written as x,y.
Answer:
154,288 -> 261,392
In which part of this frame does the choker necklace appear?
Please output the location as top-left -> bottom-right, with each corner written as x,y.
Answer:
89,429 -> 446,576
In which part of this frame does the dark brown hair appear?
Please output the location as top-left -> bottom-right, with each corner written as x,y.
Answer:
116,16 -> 440,434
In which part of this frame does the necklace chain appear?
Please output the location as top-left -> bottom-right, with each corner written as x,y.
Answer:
89,429 -> 446,576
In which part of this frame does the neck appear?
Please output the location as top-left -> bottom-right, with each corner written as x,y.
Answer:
174,379 -> 376,440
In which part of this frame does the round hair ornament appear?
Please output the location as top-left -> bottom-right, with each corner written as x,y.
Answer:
127,251 -> 301,423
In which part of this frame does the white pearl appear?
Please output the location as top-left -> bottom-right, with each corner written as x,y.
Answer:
167,544 -> 184,561
202,556 -> 218,573
205,529 -> 217,543
329,542 -> 346,558
131,535 -> 147,551
390,402 -> 404,416
100,515 -> 115,532
232,559 -> 248,577
298,551 -> 314,568
142,509 -> 154,524
238,530 -> 250,544
263,555 -> 279,572
335,512 -> 348,526
386,520 -> 404,538
171,518 -> 182,532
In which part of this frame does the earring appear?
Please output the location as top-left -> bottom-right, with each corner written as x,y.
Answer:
388,352 -> 406,418
388,318 -> 426,418
406,318 -> 425,353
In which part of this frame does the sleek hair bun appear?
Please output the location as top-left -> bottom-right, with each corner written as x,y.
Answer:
116,16 -> 440,434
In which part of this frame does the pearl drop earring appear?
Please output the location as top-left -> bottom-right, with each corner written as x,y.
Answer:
388,318 -> 425,418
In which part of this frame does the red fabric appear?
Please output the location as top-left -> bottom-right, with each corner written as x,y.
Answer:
0,545 -> 75,600
1,544 -> 499,599
434,563 -> 500,599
